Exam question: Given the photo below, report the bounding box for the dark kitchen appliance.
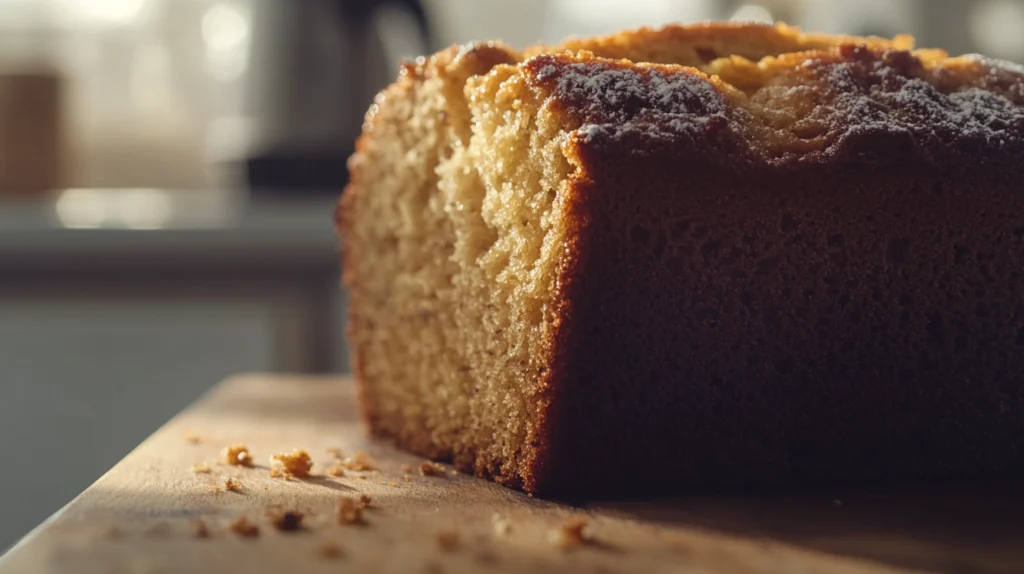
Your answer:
[244,0,430,194]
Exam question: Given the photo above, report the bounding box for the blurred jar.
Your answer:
[0,1,65,195]
[0,0,255,191]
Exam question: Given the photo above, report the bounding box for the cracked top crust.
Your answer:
[382,21,1024,170]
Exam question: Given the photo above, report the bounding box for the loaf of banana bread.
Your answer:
[338,22,1024,495]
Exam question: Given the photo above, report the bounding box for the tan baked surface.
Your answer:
[3,374,1024,574]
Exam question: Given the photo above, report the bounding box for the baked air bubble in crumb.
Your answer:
[341,451,374,471]
[337,497,365,524]
[190,463,212,473]
[419,461,445,476]
[550,516,589,550]
[269,509,304,532]
[222,444,253,466]
[270,449,313,478]
[436,530,459,552]
[223,477,243,492]
[229,516,260,538]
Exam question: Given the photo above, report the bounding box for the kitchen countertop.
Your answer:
[0,189,341,271]
[2,374,1022,574]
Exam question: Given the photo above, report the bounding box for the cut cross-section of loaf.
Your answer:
[338,22,1024,495]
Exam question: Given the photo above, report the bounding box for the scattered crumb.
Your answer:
[337,497,365,525]
[401,464,413,473]
[476,550,497,564]
[326,447,343,459]
[269,468,293,480]
[269,509,304,532]
[670,540,694,555]
[436,530,459,552]
[388,481,398,487]
[550,516,589,550]
[190,463,212,474]
[833,499,844,507]
[359,494,372,508]
[270,449,314,478]
[341,452,374,471]
[419,461,445,477]
[317,542,345,559]
[184,432,202,445]
[229,516,260,538]
[222,444,253,467]
[326,463,345,477]
[224,477,243,492]
[192,520,210,539]
[492,514,511,537]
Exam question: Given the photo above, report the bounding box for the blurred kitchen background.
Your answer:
[0,0,1022,552]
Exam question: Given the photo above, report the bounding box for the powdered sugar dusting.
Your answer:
[817,54,1024,159]
[524,49,1024,165]
[961,54,1024,76]
[525,54,728,145]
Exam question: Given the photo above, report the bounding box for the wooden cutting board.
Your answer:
[2,375,1022,574]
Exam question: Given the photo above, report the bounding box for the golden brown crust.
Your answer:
[525,21,913,64]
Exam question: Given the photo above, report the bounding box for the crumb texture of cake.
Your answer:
[339,21,1024,495]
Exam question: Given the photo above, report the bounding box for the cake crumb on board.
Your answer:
[229,516,260,538]
[325,462,345,477]
[492,514,512,536]
[269,509,304,532]
[192,520,210,539]
[317,542,345,559]
[223,477,243,492]
[222,444,253,466]
[190,463,211,474]
[436,530,459,552]
[337,497,365,525]
[550,516,589,550]
[270,449,313,478]
[269,468,293,480]
[340,452,374,471]
[419,461,446,477]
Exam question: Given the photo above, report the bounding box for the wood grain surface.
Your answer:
[1,374,1022,574]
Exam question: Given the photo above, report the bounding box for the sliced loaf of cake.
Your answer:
[338,22,1024,495]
